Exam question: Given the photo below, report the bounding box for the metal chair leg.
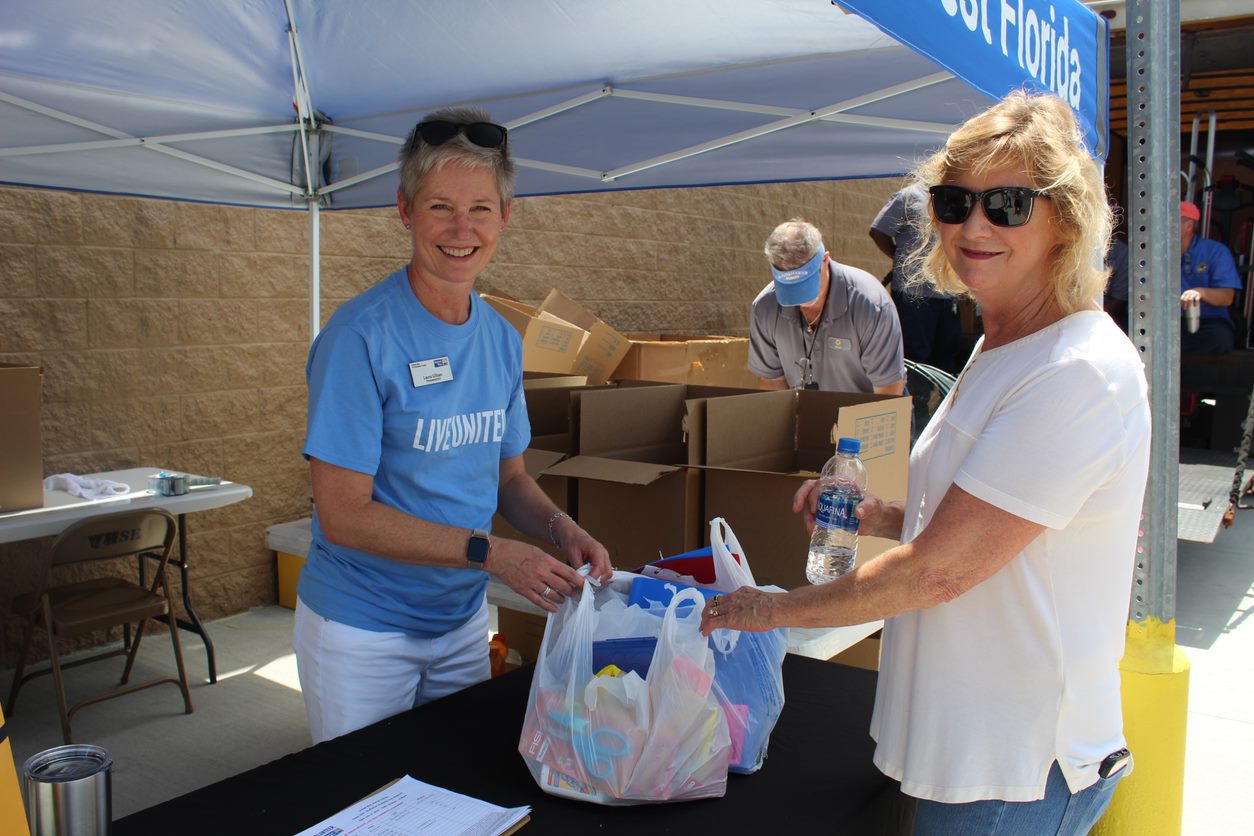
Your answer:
[161,577,194,715]
[42,597,73,744]
[4,613,38,715]
[120,619,149,685]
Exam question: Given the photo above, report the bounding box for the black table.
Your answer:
[116,655,902,834]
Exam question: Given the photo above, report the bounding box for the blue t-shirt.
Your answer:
[1181,236,1241,323]
[300,270,530,637]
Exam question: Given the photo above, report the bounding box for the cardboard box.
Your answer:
[614,334,758,389]
[542,384,749,567]
[699,389,910,590]
[499,380,675,545]
[482,293,586,374]
[0,364,44,512]
[539,289,631,385]
[483,291,631,385]
[490,447,568,551]
[523,371,588,389]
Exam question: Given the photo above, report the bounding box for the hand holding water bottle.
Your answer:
[793,481,894,538]
[804,438,868,583]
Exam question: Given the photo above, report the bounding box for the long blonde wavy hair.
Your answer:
[906,91,1112,315]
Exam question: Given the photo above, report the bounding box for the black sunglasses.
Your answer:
[929,185,1049,228]
[413,120,508,151]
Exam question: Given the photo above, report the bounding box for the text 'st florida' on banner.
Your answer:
[839,0,1110,160]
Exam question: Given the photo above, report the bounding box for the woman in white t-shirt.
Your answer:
[701,91,1150,834]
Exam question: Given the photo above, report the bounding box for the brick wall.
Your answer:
[0,177,899,665]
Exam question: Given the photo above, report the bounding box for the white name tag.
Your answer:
[409,357,454,387]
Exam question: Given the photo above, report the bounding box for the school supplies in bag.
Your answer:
[632,518,789,775]
[519,577,732,805]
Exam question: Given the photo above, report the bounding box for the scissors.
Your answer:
[546,711,631,781]
[576,727,630,781]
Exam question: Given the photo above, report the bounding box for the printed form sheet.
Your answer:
[295,775,530,836]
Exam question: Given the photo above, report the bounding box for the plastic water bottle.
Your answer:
[806,437,867,584]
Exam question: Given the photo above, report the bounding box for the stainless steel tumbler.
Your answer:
[24,744,112,836]
[1185,299,1201,334]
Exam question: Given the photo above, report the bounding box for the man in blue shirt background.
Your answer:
[1179,200,1242,355]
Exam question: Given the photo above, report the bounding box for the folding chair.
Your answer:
[5,508,194,743]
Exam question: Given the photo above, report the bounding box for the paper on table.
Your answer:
[293,774,530,836]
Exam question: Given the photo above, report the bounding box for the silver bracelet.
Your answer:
[546,511,572,547]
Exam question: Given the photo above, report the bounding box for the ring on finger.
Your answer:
[542,586,552,599]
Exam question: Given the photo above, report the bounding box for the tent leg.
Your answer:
[309,197,320,343]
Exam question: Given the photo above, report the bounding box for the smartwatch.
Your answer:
[1098,748,1131,779]
[466,529,491,568]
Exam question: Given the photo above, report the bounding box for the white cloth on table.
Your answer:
[42,473,131,499]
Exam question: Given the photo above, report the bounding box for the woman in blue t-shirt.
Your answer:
[295,107,612,743]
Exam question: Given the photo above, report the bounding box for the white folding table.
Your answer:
[0,467,254,683]
[266,517,881,661]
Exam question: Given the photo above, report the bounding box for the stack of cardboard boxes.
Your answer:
[492,373,910,667]
[268,288,908,672]
[485,290,910,670]
[482,289,758,390]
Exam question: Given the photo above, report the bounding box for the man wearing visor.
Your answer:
[749,218,906,395]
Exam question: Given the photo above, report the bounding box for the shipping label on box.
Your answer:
[0,363,44,512]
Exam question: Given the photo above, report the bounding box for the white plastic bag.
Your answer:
[704,517,788,774]
[518,580,732,804]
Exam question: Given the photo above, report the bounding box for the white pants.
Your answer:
[293,596,490,744]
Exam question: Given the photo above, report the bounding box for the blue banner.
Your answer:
[840,0,1109,159]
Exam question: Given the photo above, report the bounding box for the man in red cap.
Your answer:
[1179,200,1241,354]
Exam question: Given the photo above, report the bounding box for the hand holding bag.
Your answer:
[629,517,788,774]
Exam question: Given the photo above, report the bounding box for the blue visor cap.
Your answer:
[770,246,824,306]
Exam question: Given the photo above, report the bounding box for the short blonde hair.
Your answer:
[906,91,1111,314]
[397,107,515,209]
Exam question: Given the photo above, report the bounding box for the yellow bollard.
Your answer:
[1,702,32,836]
[1091,618,1189,836]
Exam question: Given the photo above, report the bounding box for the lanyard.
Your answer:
[797,309,821,389]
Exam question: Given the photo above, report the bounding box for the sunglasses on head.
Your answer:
[929,185,1049,228]
[413,120,508,151]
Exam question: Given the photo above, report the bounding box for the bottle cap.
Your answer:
[837,437,861,454]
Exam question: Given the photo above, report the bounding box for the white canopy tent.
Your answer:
[0,0,1109,334]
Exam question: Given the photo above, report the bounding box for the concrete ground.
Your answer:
[1175,455,1254,835]
[3,461,1252,830]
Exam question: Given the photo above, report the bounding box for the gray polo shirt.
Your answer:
[870,184,948,300]
[748,260,905,393]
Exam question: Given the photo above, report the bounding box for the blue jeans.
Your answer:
[913,761,1124,835]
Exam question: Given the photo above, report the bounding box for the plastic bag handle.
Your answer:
[536,572,597,681]
[655,587,714,680]
[708,518,756,654]
[660,587,707,631]
[710,516,756,589]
